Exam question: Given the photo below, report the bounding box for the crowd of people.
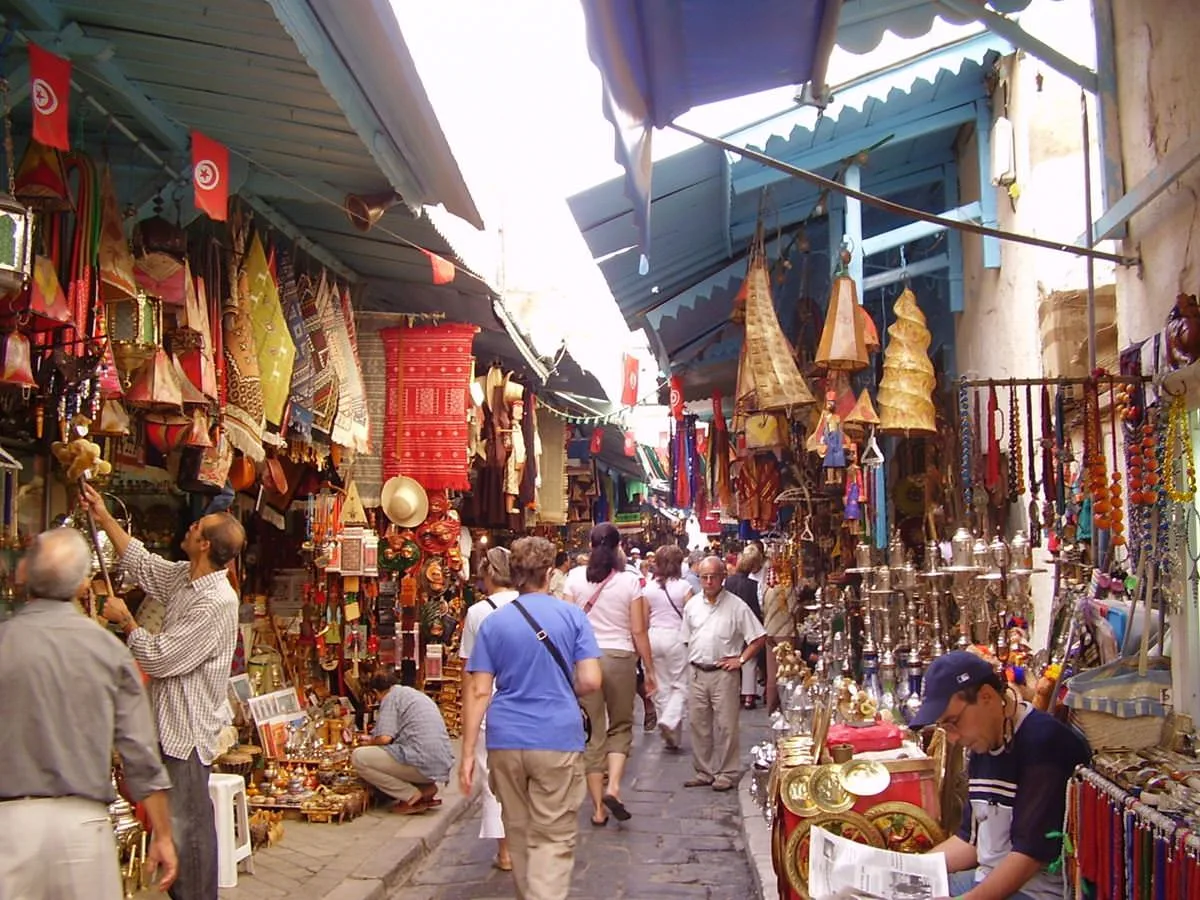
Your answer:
[0,498,1089,900]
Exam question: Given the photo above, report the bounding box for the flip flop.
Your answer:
[492,855,513,871]
[392,797,442,815]
[602,794,632,821]
[590,815,609,827]
[684,778,713,788]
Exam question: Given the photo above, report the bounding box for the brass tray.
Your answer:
[809,764,855,814]
[780,766,821,818]
[865,800,945,853]
[782,810,885,900]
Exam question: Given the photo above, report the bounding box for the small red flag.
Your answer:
[28,44,71,151]
[668,375,685,420]
[623,430,637,457]
[422,249,455,285]
[621,354,638,406]
[589,427,604,455]
[191,130,229,221]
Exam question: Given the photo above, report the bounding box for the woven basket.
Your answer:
[1068,709,1164,751]
[214,751,254,779]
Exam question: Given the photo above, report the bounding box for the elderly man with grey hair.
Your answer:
[0,527,177,898]
[679,555,766,791]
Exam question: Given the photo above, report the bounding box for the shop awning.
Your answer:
[580,0,1047,270]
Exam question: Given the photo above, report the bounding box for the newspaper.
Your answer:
[809,827,949,900]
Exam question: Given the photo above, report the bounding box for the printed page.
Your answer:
[809,827,949,900]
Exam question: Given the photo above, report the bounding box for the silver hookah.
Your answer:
[919,539,949,659]
[943,526,982,650]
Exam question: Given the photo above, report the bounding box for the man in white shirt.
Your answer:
[679,556,766,792]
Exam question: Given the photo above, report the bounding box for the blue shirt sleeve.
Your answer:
[374,690,400,739]
[572,609,601,663]
[467,616,496,674]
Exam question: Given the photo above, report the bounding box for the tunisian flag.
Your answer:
[421,249,455,285]
[191,131,229,221]
[621,353,638,406]
[28,44,71,151]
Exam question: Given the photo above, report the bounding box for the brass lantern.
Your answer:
[0,193,34,301]
[106,292,161,385]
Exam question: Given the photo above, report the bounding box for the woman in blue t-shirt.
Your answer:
[460,536,603,900]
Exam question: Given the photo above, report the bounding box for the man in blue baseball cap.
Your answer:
[913,651,1089,900]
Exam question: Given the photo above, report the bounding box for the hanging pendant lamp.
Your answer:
[816,243,869,372]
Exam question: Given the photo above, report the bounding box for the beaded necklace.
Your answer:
[1008,381,1023,505]
[959,376,973,514]
[1163,391,1196,503]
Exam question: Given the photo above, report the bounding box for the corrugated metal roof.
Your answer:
[569,33,1007,396]
[0,0,603,395]
[571,34,1005,319]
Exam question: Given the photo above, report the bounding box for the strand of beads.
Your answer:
[1107,380,1125,549]
[1085,381,1112,535]
[959,376,972,513]
[1009,382,1024,504]
[1163,391,1197,504]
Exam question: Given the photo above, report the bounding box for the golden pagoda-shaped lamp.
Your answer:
[816,243,869,372]
[732,230,816,431]
[877,287,937,434]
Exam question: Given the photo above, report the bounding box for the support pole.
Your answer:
[1082,93,1098,374]
[845,164,863,289]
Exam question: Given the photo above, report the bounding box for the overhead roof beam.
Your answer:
[861,201,982,257]
[241,192,358,283]
[934,0,1097,93]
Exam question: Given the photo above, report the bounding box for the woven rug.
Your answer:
[535,406,567,524]
[380,323,478,491]
[354,324,387,507]
[222,264,265,461]
[276,250,314,439]
[337,285,370,453]
[301,271,339,437]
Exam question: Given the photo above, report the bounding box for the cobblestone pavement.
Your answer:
[390,706,772,900]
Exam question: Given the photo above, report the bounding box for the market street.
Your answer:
[389,708,773,900]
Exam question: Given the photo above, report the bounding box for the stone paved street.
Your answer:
[390,706,772,900]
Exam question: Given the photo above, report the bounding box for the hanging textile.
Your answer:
[535,406,568,524]
[354,327,387,507]
[222,219,265,461]
[518,393,540,510]
[334,285,369,452]
[380,323,478,491]
[276,250,315,440]
[708,392,734,512]
[299,271,339,436]
[244,234,296,431]
[736,453,780,531]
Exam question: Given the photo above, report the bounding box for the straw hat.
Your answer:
[381,475,429,528]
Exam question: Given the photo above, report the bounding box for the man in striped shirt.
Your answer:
[83,483,246,900]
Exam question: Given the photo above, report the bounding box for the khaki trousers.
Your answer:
[350,746,432,803]
[0,796,123,900]
[688,666,742,781]
[579,649,637,773]
[488,749,585,900]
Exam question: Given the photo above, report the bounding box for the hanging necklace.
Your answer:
[1026,383,1041,546]
[1008,381,1024,505]
[1107,380,1126,549]
[959,376,973,516]
[1163,391,1196,503]
[1041,385,1057,526]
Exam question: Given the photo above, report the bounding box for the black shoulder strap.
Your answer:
[485,597,497,610]
[511,598,574,688]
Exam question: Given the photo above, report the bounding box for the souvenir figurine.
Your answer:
[814,391,846,486]
[844,443,864,520]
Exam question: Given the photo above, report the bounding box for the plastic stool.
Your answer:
[208,772,254,888]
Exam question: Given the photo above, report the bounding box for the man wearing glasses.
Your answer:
[679,556,766,792]
[910,651,1090,900]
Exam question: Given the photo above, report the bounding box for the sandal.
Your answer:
[492,855,513,871]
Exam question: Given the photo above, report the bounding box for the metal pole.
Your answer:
[669,123,1138,267]
[1082,92,1098,374]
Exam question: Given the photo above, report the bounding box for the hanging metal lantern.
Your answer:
[0,194,34,301]
[124,346,182,412]
[0,331,36,387]
[815,243,868,372]
[106,292,161,385]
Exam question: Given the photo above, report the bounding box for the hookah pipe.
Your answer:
[78,476,117,619]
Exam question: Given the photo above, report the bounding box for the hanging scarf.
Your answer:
[299,271,338,437]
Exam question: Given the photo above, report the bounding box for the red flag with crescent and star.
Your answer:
[668,375,685,420]
[621,353,638,406]
[28,44,71,151]
[191,130,229,221]
[589,426,604,455]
